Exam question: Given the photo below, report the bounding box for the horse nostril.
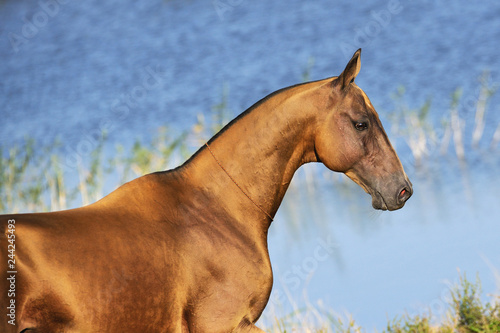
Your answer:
[398,187,412,203]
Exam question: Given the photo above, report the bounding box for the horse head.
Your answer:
[315,49,412,211]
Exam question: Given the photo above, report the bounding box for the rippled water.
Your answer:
[1,0,500,330]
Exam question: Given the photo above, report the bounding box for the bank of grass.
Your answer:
[384,277,500,333]
[258,274,499,333]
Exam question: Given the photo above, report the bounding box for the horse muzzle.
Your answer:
[371,179,413,211]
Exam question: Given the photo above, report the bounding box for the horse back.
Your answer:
[0,171,192,332]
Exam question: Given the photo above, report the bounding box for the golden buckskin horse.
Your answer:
[1,49,412,332]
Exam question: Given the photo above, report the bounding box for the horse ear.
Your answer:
[337,48,362,90]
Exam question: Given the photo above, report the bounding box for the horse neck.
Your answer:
[182,79,330,231]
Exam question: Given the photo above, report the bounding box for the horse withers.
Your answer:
[1,49,412,332]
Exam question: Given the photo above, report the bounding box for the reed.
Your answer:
[302,57,316,83]
[450,87,466,163]
[0,125,191,213]
[387,71,498,168]
[211,83,232,134]
[387,86,435,166]
[492,124,500,151]
[472,72,497,148]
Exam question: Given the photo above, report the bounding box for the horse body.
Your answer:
[1,50,412,332]
[2,172,272,332]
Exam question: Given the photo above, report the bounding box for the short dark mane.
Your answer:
[178,78,330,169]
[208,80,317,143]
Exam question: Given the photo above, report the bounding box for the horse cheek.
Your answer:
[337,139,364,172]
[316,131,353,172]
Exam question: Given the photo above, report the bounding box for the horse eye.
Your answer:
[355,122,368,131]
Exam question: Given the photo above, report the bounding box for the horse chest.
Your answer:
[182,228,273,327]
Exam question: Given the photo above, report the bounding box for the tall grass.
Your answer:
[0,125,193,213]
[385,274,500,333]
[387,71,498,168]
[256,274,499,332]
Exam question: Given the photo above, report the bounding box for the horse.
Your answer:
[1,49,412,332]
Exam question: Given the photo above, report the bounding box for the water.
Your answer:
[1,0,500,330]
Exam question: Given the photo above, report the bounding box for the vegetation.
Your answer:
[386,71,498,167]
[256,274,499,332]
[385,274,500,333]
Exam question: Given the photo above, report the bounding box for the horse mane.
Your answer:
[178,78,334,169]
